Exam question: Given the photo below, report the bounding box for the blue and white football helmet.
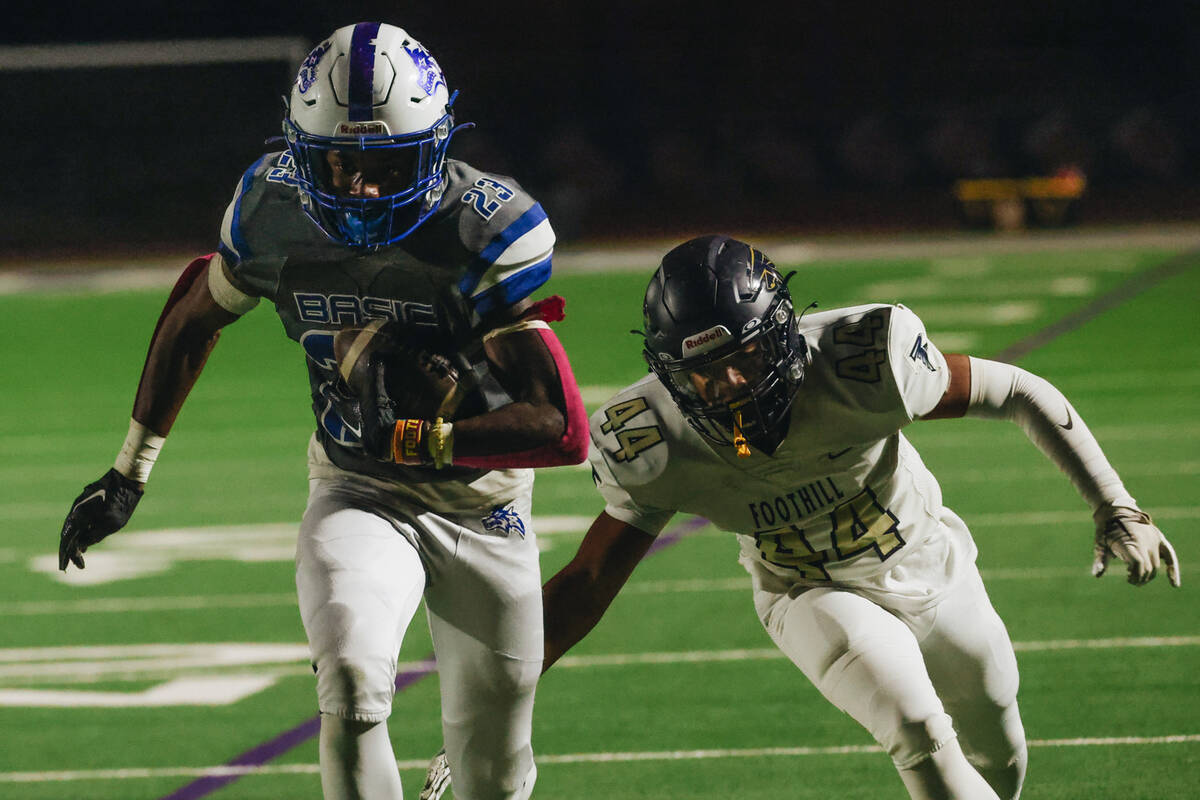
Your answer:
[283,22,468,248]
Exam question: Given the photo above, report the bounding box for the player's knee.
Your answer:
[492,654,540,698]
[314,654,396,722]
[457,652,539,709]
[885,710,958,769]
[969,701,1025,762]
[960,702,1027,799]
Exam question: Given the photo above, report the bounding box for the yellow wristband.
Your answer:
[429,418,455,469]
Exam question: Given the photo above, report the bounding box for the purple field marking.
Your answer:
[648,514,711,555]
[159,661,437,800]
[157,519,710,799]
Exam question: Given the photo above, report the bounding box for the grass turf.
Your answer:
[0,240,1195,798]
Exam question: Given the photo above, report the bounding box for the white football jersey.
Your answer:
[590,304,971,591]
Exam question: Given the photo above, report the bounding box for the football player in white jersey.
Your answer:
[56,23,589,800]
[419,234,1181,800]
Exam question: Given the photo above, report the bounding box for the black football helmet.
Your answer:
[642,235,810,455]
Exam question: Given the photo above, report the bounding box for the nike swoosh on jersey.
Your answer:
[1060,408,1074,430]
[826,447,853,460]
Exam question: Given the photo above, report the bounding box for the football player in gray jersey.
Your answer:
[420,235,1180,800]
[56,22,588,800]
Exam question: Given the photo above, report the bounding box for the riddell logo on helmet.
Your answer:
[683,325,732,356]
[336,122,388,135]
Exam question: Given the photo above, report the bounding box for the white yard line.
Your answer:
[967,506,1199,526]
[553,637,1200,668]
[2,735,1196,783]
[3,513,1194,613]
[0,636,1194,682]
[0,593,300,616]
[0,561,1167,618]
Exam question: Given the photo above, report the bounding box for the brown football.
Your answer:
[332,318,391,396]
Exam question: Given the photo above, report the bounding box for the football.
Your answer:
[332,318,392,397]
[333,320,466,420]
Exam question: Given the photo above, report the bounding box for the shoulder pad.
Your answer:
[217,152,335,298]
[587,377,672,487]
[800,304,902,414]
[445,162,556,315]
[886,303,950,417]
[218,152,301,265]
[806,303,948,419]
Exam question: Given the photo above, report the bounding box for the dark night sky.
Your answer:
[14,1,1200,105]
[6,1,1200,248]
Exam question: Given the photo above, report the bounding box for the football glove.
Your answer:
[357,354,460,467]
[418,747,451,800]
[357,355,403,461]
[335,321,464,421]
[58,468,143,571]
[1092,504,1180,587]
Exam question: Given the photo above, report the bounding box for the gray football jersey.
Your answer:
[589,304,956,584]
[215,153,556,483]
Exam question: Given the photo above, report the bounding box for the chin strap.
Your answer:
[733,411,752,458]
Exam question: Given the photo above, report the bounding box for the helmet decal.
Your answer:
[403,41,447,97]
[282,23,465,248]
[297,41,331,96]
[348,22,383,121]
[682,325,732,357]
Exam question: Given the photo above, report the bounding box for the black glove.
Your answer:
[58,469,144,571]
[358,356,401,462]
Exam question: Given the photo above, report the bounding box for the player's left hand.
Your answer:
[419,747,451,800]
[58,469,144,571]
[1092,504,1181,587]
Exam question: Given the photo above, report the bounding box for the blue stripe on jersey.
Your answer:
[216,241,238,266]
[458,203,549,297]
[470,253,553,316]
[225,153,274,263]
[348,22,381,122]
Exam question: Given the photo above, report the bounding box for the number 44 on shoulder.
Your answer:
[601,397,663,462]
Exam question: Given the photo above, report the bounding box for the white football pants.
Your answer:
[753,563,1026,800]
[297,478,542,800]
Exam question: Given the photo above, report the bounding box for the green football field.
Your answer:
[1,232,1197,799]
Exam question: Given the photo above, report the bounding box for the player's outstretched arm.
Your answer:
[542,511,656,670]
[925,353,1180,587]
[58,255,244,571]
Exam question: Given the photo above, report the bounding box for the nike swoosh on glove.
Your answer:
[58,469,143,571]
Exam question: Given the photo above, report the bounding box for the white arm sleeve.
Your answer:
[965,357,1137,513]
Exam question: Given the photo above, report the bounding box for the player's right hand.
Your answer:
[1092,504,1181,588]
[358,356,401,462]
[58,469,144,571]
[418,747,451,800]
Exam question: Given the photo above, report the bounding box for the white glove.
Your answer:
[419,747,451,800]
[1092,504,1181,587]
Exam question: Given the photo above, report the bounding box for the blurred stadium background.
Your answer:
[3,0,1200,255]
[2,4,1198,799]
